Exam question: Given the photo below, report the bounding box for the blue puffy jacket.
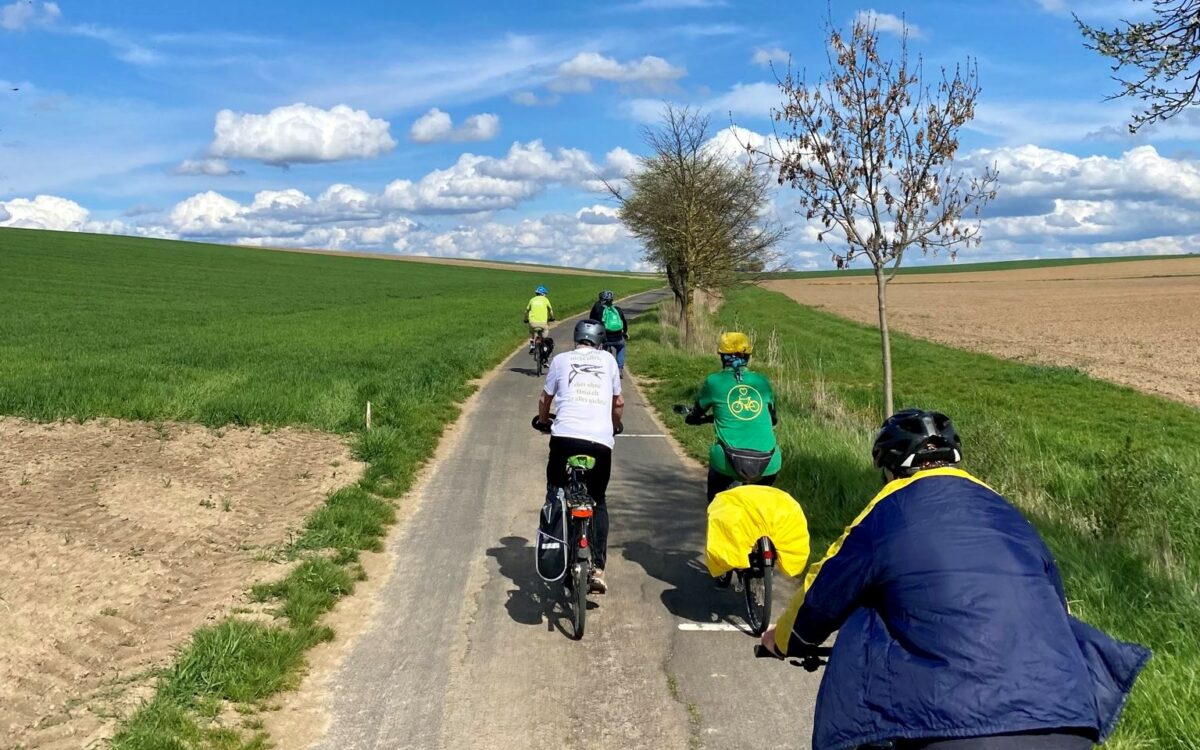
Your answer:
[774,468,1150,750]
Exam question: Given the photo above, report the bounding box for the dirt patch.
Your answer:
[766,258,1200,407]
[0,418,365,749]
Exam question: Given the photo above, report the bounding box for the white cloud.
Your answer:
[409,108,500,143]
[173,158,243,177]
[1,1,60,31]
[0,194,90,230]
[420,214,640,269]
[552,52,685,92]
[577,204,621,224]
[708,81,782,117]
[0,193,172,238]
[854,10,924,39]
[752,47,789,68]
[510,90,560,107]
[208,103,396,166]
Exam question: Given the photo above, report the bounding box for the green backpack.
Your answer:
[601,304,623,333]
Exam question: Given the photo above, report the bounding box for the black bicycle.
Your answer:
[674,403,778,635]
[531,327,549,376]
[532,416,599,639]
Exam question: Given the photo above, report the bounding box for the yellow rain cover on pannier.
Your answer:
[705,485,810,578]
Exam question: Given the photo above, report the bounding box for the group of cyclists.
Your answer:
[524,285,1148,750]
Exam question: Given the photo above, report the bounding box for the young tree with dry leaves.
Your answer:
[1078,0,1200,132]
[608,106,784,347]
[760,18,997,416]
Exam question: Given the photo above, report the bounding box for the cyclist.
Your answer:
[524,285,555,352]
[762,409,1150,750]
[679,332,781,504]
[589,290,628,375]
[533,319,623,594]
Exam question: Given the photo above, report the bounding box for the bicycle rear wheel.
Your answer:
[535,349,544,376]
[570,563,587,639]
[743,567,772,635]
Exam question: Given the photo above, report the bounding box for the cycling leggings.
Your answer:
[546,436,612,570]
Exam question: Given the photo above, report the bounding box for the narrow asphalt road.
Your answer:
[312,291,820,749]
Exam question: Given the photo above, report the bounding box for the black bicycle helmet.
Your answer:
[600,290,615,303]
[871,408,962,476]
[574,319,605,347]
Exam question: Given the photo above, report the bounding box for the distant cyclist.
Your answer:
[679,332,780,504]
[533,319,623,594]
[524,285,555,352]
[763,409,1149,750]
[589,290,628,375]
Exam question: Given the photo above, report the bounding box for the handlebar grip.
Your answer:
[754,645,779,659]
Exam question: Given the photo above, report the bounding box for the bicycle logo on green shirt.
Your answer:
[726,385,763,421]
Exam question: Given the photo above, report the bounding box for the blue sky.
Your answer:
[3,0,1198,270]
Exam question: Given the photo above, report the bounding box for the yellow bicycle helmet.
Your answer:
[717,332,753,356]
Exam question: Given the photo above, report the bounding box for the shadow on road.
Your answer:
[486,535,589,638]
[612,461,746,627]
[508,367,543,378]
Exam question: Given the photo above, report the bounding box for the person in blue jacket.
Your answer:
[763,408,1150,750]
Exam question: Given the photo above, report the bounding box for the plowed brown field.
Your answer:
[0,418,364,749]
[766,258,1200,406]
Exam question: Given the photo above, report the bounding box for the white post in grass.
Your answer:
[366,401,372,431]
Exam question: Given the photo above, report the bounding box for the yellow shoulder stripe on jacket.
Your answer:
[772,467,991,655]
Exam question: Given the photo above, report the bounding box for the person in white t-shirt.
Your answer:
[533,319,624,593]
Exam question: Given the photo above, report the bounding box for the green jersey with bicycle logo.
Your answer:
[698,368,782,478]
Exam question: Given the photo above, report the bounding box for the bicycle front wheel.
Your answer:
[570,563,587,639]
[743,567,772,635]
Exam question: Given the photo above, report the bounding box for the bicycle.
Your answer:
[532,415,599,640]
[530,327,549,376]
[673,403,778,635]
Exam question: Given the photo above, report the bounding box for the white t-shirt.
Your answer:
[544,345,622,449]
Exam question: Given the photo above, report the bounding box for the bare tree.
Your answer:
[1078,0,1200,132]
[758,18,997,416]
[608,106,785,346]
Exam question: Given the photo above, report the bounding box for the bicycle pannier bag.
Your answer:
[535,490,568,582]
[720,444,776,483]
[541,336,555,358]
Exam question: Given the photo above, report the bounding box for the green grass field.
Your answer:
[630,286,1200,749]
[0,227,659,748]
[768,252,1198,279]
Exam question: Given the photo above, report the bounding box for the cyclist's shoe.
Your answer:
[589,568,608,594]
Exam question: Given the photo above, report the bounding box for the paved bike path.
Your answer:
[312,291,820,749]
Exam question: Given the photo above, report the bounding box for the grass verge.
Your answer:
[629,285,1200,749]
[0,228,660,747]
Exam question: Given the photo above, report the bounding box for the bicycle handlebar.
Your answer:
[754,644,833,672]
[673,404,714,424]
[531,414,623,437]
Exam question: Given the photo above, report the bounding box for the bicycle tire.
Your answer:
[571,562,587,639]
[744,567,772,635]
[535,349,544,376]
